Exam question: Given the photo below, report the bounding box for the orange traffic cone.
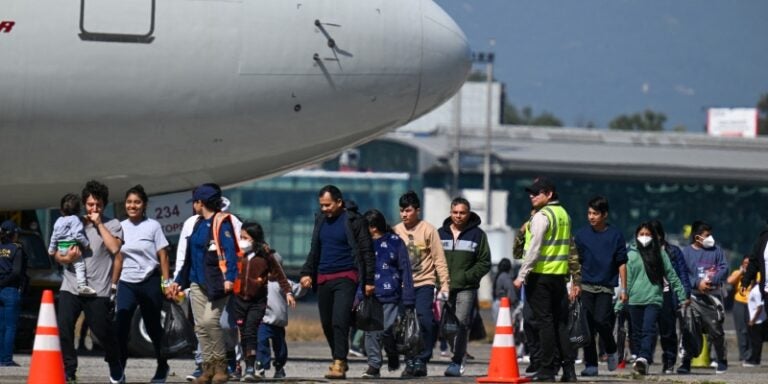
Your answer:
[28,289,65,384]
[477,297,530,383]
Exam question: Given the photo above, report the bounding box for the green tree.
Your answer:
[609,109,667,131]
[758,93,768,136]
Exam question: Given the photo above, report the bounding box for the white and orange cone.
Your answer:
[28,289,65,384]
[477,297,530,383]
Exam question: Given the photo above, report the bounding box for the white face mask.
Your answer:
[238,240,253,253]
[637,236,653,247]
[701,235,715,248]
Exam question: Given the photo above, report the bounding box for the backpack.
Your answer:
[204,212,244,294]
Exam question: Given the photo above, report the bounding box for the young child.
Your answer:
[235,222,296,382]
[745,283,766,367]
[256,251,308,378]
[48,193,94,296]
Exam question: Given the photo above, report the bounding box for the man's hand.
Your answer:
[569,285,581,302]
[513,278,523,290]
[286,293,296,309]
[165,283,180,300]
[87,212,102,226]
[364,284,375,297]
[437,290,449,301]
[300,276,312,289]
[224,281,234,294]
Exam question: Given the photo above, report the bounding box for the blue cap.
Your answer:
[0,220,20,234]
[190,183,221,203]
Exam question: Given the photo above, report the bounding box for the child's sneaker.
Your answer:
[77,285,97,296]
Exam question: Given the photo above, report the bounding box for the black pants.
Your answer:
[655,290,678,365]
[746,322,765,364]
[57,291,120,378]
[115,272,165,367]
[233,295,267,355]
[525,273,573,376]
[317,278,356,361]
[581,290,617,367]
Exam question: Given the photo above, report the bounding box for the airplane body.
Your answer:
[0,0,470,209]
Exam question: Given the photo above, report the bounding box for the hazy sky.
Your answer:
[436,0,768,131]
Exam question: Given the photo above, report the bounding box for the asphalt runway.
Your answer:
[4,339,768,384]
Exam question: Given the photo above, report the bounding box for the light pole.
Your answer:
[474,41,495,226]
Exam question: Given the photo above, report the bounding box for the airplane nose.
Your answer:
[411,0,472,120]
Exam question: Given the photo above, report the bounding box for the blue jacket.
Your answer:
[664,243,691,298]
[175,214,238,300]
[682,244,728,293]
[359,233,415,306]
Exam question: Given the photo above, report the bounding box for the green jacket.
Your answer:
[437,212,492,291]
[618,245,686,310]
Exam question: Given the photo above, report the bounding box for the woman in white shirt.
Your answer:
[115,185,171,383]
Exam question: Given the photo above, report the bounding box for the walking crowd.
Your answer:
[0,176,766,383]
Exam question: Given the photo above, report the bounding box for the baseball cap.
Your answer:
[190,183,222,203]
[0,220,20,234]
[524,176,556,195]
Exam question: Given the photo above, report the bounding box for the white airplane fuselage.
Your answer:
[0,0,470,209]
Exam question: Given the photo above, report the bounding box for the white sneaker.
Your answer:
[78,285,98,296]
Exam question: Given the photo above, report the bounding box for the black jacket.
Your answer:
[300,204,375,288]
[743,227,768,300]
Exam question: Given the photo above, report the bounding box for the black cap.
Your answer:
[525,176,556,194]
[0,220,20,234]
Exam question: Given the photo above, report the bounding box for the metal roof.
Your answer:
[385,125,768,184]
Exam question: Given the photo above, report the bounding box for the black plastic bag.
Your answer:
[395,308,422,354]
[680,304,702,357]
[440,301,460,349]
[690,294,724,338]
[355,295,384,331]
[469,310,487,341]
[567,299,591,348]
[160,300,196,358]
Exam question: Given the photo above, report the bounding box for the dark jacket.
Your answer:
[238,247,291,301]
[300,204,375,288]
[743,227,768,301]
[0,242,26,290]
[665,243,692,298]
[364,233,415,306]
[175,214,238,300]
[438,212,492,291]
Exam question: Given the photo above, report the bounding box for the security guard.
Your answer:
[514,177,580,382]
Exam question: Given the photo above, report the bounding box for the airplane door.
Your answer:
[79,0,155,43]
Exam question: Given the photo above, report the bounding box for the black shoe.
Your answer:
[413,361,428,377]
[387,353,400,372]
[526,363,538,374]
[362,366,380,378]
[677,360,691,374]
[560,364,577,382]
[400,361,416,378]
[529,372,556,382]
[150,361,170,384]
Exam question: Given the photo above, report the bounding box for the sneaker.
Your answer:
[628,354,637,364]
[607,352,618,371]
[743,361,759,367]
[676,360,691,374]
[716,360,727,374]
[150,362,170,384]
[228,361,241,381]
[348,347,365,358]
[0,361,20,367]
[444,362,462,377]
[241,366,257,382]
[108,361,125,384]
[662,362,674,374]
[77,285,98,296]
[186,364,202,381]
[633,357,647,376]
[440,350,450,358]
[273,367,286,378]
[362,366,381,378]
[387,353,400,372]
[186,364,203,381]
[400,362,416,379]
[413,360,427,377]
[710,361,718,368]
[581,365,598,376]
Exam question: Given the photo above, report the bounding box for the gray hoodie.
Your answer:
[263,279,308,327]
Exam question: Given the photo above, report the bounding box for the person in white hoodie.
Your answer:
[256,251,308,379]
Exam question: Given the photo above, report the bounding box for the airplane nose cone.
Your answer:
[412,0,472,120]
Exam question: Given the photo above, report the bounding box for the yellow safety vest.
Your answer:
[525,204,571,275]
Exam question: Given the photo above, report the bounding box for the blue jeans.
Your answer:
[628,304,661,361]
[411,285,435,363]
[0,287,20,363]
[257,324,287,370]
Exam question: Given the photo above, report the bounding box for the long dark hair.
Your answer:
[635,222,664,286]
[363,209,391,234]
[493,258,513,298]
[242,222,269,258]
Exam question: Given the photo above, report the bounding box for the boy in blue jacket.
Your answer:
[360,209,416,378]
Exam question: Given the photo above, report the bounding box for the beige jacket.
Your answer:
[394,220,450,291]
